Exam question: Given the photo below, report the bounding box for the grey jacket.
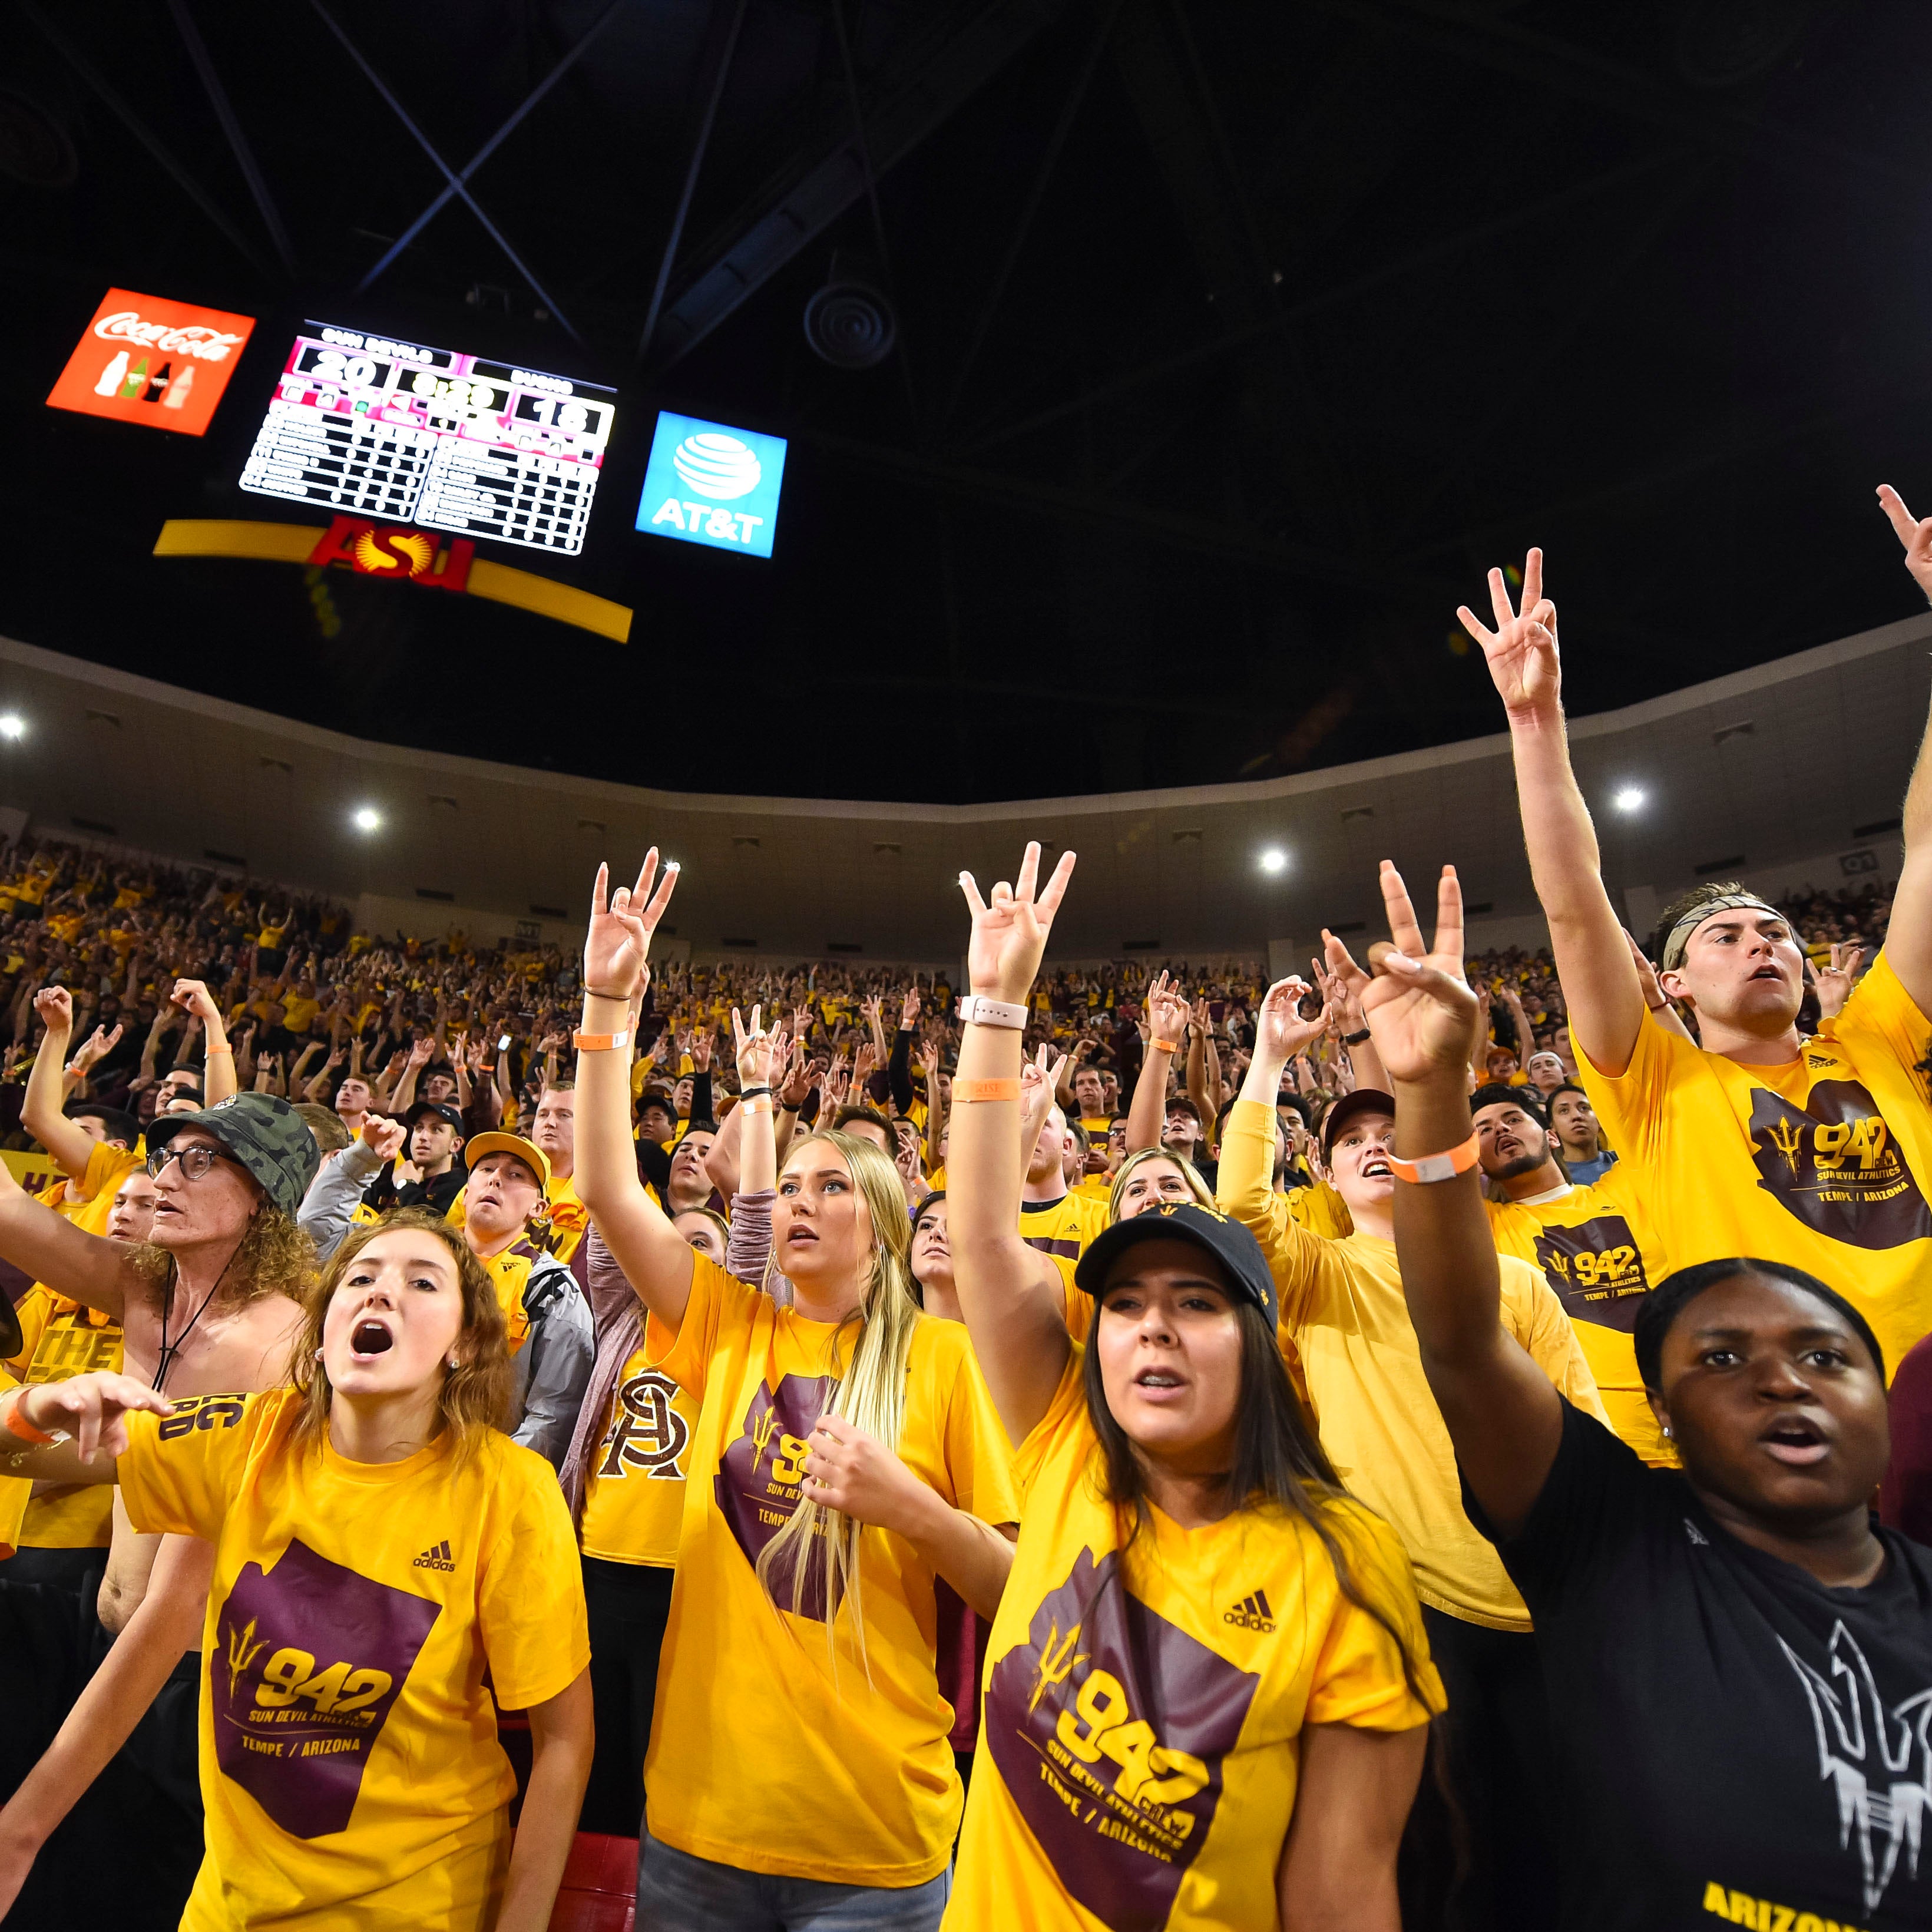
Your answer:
[508,1252,595,1468]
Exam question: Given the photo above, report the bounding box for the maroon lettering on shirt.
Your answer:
[1748,1079,1932,1249]
[714,1372,835,1620]
[1531,1215,1652,1332]
[984,1547,1258,1932]
[212,1537,441,1838]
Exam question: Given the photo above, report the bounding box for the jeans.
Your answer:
[636,1829,952,1932]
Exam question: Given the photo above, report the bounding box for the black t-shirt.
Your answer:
[1467,1400,1932,1930]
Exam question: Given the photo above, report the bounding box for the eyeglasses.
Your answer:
[146,1143,240,1182]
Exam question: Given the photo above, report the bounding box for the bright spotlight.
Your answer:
[352,806,382,833]
[1612,786,1646,814]
[0,714,27,742]
[1259,848,1288,874]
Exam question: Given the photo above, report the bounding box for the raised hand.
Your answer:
[1349,862,1478,1086]
[1877,485,1932,606]
[959,841,1077,1003]
[1253,978,1329,1065]
[784,1052,823,1111]
[1807,941,1867,1021]
[732,1005,776,1088]
[1458,547,1560,722]
[32,986,72,1036]
[71,1023,124,1073]
[899,985,921,1031]
[1144,971,1191,1050]
[360,1115,407,1163]
[584,852,679,1003]
[690,1028,713,1072]
[406,1034,436,1067]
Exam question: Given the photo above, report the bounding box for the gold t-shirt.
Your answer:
[118,1389,587,1932]
[578,1334,696,1570]
[1485,1165,1676,1464]
[947,1351,1442,1931]
[1578,954,1932,1379]
[645,1255,1018,1885]
[5,1288,122,1546]
[1218,1099,1607,1629]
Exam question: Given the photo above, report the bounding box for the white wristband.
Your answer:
[957,995,1028,1031]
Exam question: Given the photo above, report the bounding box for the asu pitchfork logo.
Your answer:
[1779,1620,1932,1913]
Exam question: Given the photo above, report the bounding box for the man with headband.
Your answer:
[1460,502,1932,1383]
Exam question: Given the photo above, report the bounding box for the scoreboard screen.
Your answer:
[238,323,615,557]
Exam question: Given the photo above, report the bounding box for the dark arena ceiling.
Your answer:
[4,0,1932,806]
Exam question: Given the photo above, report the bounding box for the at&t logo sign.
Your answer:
[636,411,788,558]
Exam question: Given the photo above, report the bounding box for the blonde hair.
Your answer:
[755,1130,922,1670]
[287,1209,512,1463]
[1107,1147,1215,1223]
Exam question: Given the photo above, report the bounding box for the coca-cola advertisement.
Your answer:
[45,286,256,437]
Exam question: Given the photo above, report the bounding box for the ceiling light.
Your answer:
[1259,847,1288,874]
[352,806,382,833]
[1612,786,1646,814]
[0,714,27,741]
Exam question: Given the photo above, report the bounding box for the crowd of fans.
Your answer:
[2,489,1932,1932]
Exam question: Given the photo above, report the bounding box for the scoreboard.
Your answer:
[239,324,615,557]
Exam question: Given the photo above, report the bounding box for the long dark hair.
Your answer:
[1080,1294,1431,1705]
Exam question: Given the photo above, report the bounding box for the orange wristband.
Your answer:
[4,1392,57,1446]
[954,1077,1021,1103]
[739,1096,773,1117]
[573,1029,632,1053]
[1148,1039,1177,1054]
[1384,1132,1480,1185]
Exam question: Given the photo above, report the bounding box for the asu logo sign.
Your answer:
[153,518,631,642]
[306,515,473,591]
[1532,1216,1652,1332]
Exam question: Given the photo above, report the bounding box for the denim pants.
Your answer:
[636,1828,952,1932]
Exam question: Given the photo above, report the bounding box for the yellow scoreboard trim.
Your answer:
[153,518,632,643]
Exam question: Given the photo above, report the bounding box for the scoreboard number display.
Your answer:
[239,325,615,557]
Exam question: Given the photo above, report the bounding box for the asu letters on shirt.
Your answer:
[646,1253,1018,1886]
[945,1354,1442,1932]
[579,1337,696,1569]
[117,1388,588,1932]
[1579,954,1932,1379]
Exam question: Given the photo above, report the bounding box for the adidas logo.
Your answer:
[412,1539,455,1572]
[1224,1589,1275,1632]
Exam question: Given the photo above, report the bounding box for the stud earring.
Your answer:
[446,1355,459,1371]
[312,1347,324,1360]
[1662,1425,1672,1439]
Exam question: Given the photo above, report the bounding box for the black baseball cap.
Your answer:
[1074,1200,1278,1330]
[404,1100,465,1134]
[1319,1087,1397,1160]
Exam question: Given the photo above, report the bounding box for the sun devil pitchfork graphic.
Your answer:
[1779,1621,1932,1913]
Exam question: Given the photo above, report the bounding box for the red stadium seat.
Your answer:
[547,1834,637,1932]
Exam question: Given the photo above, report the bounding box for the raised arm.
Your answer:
[1874,485,1932,1013]
[1359,861,1565,1537]
[919,1038,947,1175]
[22,990,98,1180]
[950,842,1079,1446]
[570,856,695,1332]
[1461,551,1647,1076]
[1125,973,1188,1153]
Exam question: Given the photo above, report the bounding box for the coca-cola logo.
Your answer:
[92,311,246,361]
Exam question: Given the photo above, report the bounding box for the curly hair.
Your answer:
[287,1209,512,1463]
[128,1203,317,1315]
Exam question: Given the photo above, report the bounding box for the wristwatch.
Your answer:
[957,994,1028,1030]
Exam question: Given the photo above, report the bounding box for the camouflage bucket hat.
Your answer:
[147,1092,320,1221]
